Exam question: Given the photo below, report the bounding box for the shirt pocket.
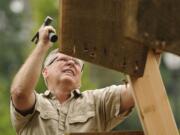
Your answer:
[37,104,58,126]
[68,111,95,123]
[37,110,59,134]
[68,109,96,132]
[39,111,58,121]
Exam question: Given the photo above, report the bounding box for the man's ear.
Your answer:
[42,68,48,79]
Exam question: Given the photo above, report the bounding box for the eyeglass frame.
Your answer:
[46,55,84,72]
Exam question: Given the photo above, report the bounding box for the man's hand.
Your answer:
[38,26,56,47]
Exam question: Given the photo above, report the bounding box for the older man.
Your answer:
[10,26,134,135]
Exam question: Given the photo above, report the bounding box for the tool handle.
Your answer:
[49,31,58,43]
[32,16,58,44]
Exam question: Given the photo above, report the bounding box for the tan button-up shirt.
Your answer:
[10,85,132,135]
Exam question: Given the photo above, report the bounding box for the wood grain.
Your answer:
[128,50,179,135]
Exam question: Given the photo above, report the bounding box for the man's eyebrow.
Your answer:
[47,56,58,66]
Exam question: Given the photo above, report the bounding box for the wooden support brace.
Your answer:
[66,131,144,135]
[128,50,179,135]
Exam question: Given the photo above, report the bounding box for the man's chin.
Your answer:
[60,76,76,87]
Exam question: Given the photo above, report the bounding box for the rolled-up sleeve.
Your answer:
[10,92,40,134]
[92,85,132,131]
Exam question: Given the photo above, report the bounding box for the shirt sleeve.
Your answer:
[10,92,40,134]
[92,85,133,131]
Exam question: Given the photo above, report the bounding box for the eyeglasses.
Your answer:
[47,56,84,72]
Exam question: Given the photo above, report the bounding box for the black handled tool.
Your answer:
[31,16,58,44]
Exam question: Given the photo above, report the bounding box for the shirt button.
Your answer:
[44,90,50,96]
[44,112,48,118]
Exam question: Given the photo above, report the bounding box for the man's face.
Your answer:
[43,53,83,90]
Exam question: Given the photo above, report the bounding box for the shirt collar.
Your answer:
[43,90,54,99]
[43,89,82,99]
[71,89,82,99]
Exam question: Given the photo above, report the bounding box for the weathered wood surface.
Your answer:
[59,0,180,77]
[137,0,180,56]
[66,131,144,135]
[128,50,179,135]
[59,0,148,77]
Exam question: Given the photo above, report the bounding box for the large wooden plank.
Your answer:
[128,50,179,135]
[137,0,180,56]
[66,131,144,135]
[59,0,180,78]
[59,0,148,77]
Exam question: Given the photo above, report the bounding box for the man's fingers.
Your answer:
[37,25,56,45]
[41,26,56,34]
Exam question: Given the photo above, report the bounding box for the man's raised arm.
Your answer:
[120,84,135,113]
[10,26,55,113]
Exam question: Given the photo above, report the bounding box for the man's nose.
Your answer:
[67,59,75,65]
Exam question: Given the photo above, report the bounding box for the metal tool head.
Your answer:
[44,16,53,26]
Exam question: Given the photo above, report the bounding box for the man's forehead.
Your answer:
[56,53,73,59]
[53,53,79,61]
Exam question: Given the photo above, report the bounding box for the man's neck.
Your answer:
[49,85,73,103]
[57,90,71,103]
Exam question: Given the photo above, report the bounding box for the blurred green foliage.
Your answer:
[0,0,180,134]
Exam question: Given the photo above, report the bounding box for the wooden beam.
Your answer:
[59,0,148,78]
[128,50,179,135]
[66,131,144,135]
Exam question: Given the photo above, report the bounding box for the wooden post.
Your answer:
[66,131,144,135]
[128,50,179,135]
